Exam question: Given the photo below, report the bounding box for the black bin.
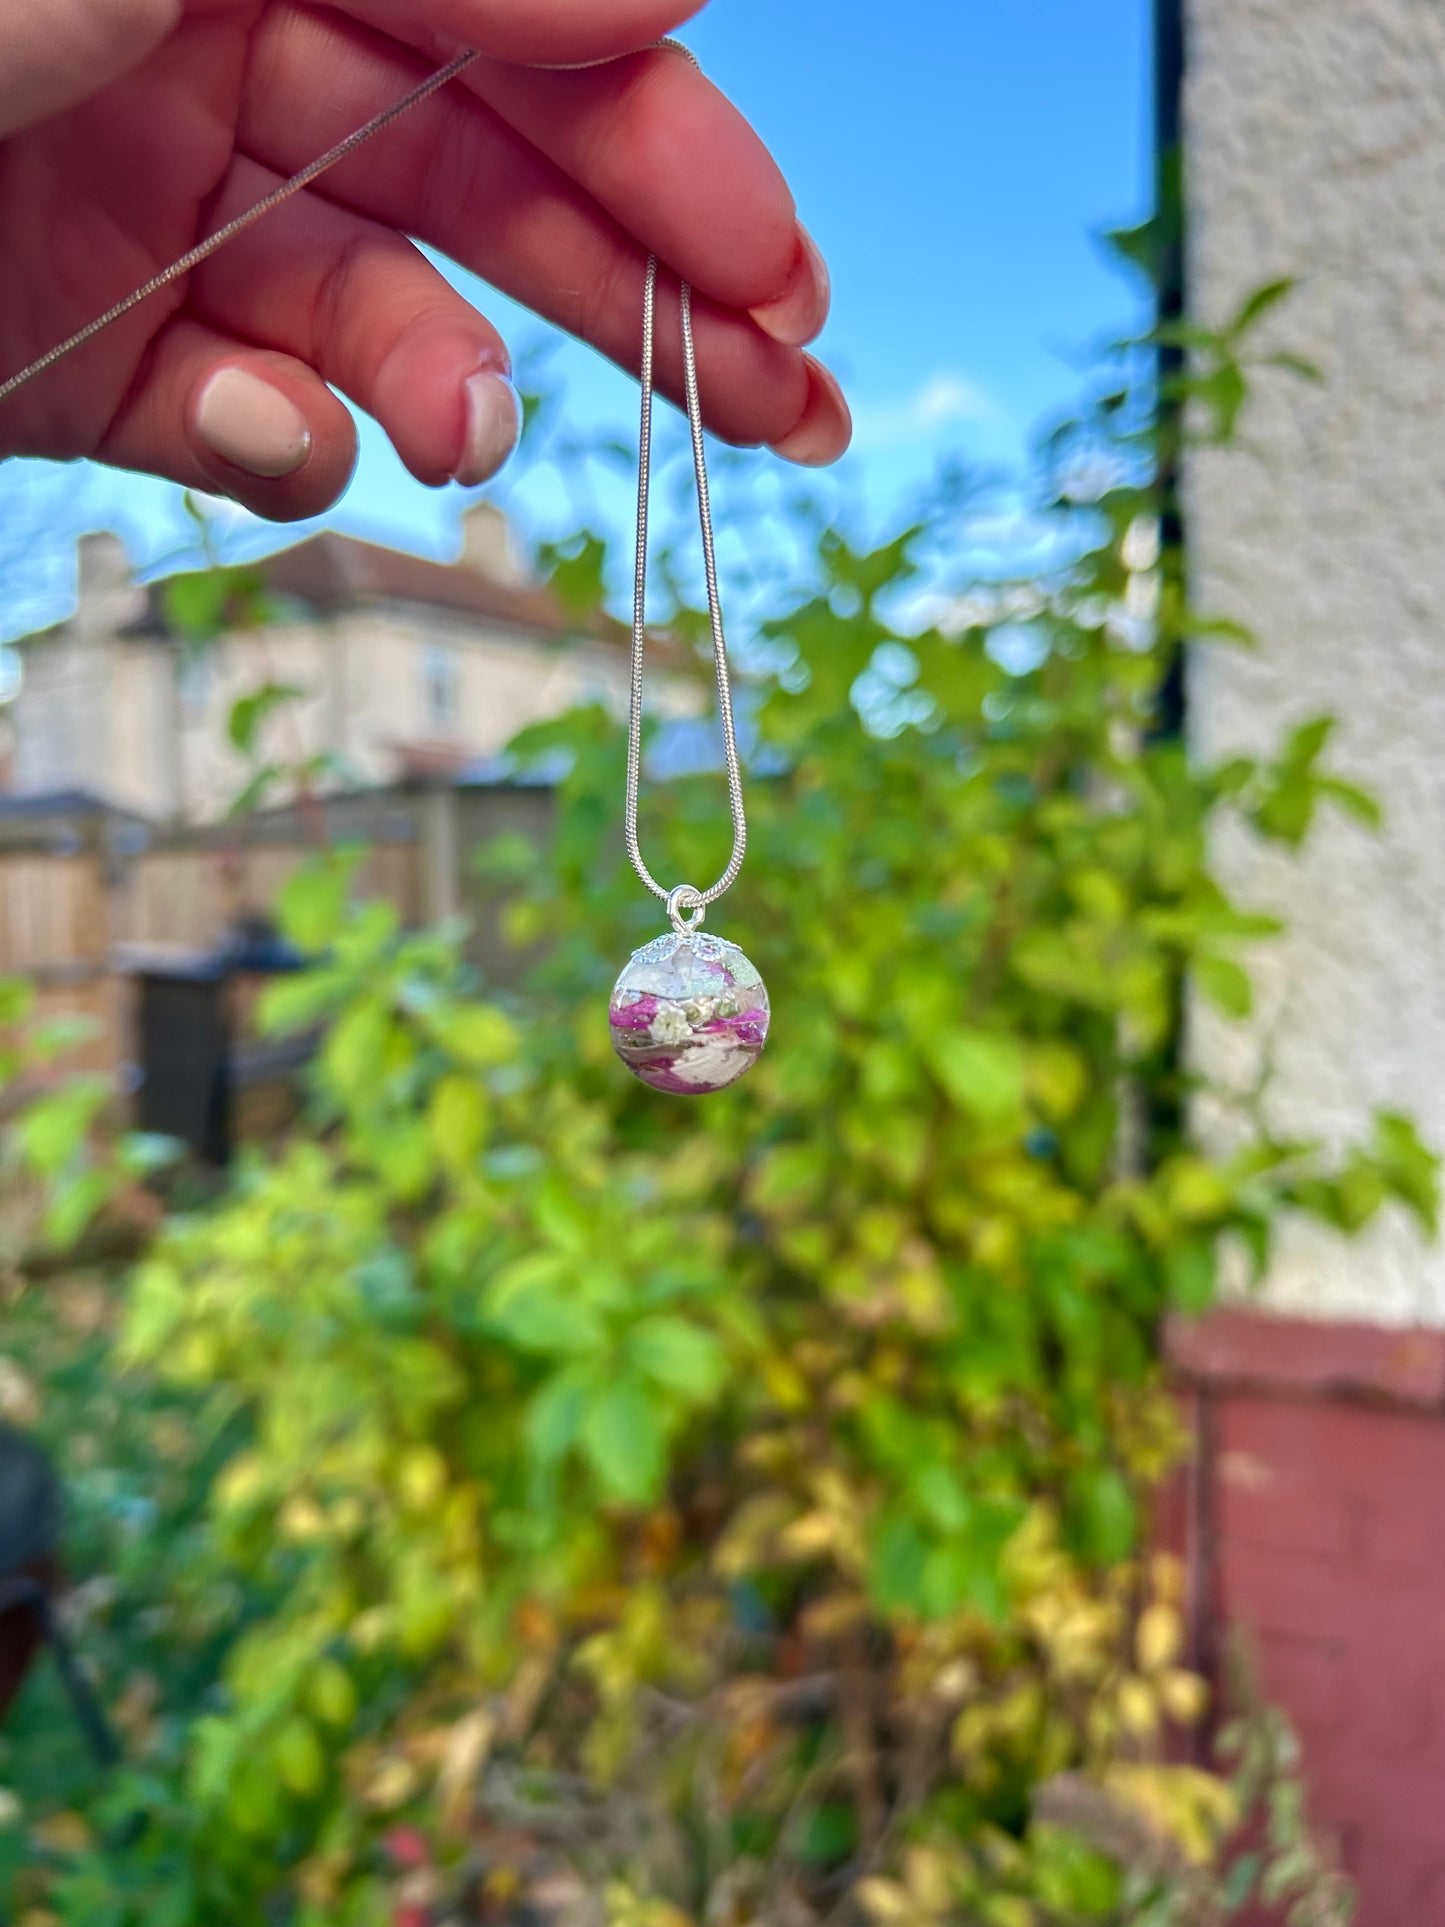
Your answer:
[135,961,231,1166]
[133,921,306,1167]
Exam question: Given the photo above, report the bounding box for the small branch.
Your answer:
[838,1632,888,1852]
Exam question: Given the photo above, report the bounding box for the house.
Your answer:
[1166,1,1445,1917]
[4,504,668,824]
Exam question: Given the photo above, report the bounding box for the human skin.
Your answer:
[0,0,850,521]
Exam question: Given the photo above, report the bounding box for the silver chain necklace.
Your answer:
[0,49,481,408]
[0,40,768,1097]
[608,255,769,1096]
[625,255,746,924]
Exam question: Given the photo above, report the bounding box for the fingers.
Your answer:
[189,156,520,488]
[99,319,361,520]
[456,50,828,341]
[378,35,823,334]
[248,9,801,315]
[0,0,180,137]
[341,0,703,68]
[240,7,850,460]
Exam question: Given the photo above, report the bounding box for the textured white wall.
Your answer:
[1186,0,1445,1324]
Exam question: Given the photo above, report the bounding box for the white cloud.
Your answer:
[851,372,997,451]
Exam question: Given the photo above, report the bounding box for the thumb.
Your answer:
[0,0,180,137]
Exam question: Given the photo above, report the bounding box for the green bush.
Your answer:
[3,285,1430,1925]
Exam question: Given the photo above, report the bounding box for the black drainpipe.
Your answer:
[1154,0,1187,739]
[1153,0,1218,1712]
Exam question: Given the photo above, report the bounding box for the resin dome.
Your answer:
[609,930,769,1095]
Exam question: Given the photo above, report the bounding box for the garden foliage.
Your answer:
[0,268,1433,1925]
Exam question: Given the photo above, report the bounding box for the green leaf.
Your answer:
[162,564,272,642]
[1165,1239,1217,1314]
[525,1368,589,1470]
[228,681,306,755]
[121,1260,188,1363]
[1289,715,1335,764]
[360,1118,437,1203]
[1221,1853,1261,1908]
[436,1004,520,1069]
[544,532,609,619]
[228,763,282,820]
[28,1015,101,1060]
[797,1802,856,1866]
[910,1462,971,1534]
[429,1074,488,1175]
[307,1661,358,1730]
[1264,350,1325,384]
[274,1716,326,1797]
[1194,953,1254,1019]
[1191,360,1249,441]
[1028,1042,1088,1121]
[487,1286,604,1357]
[276,854,360,953]
[1370,1111,1441,1233]
[258,969,349,1036]
[1228,277,1296,337]
[580,1375,666,1504]
[15,1079,108,1175]
[919,1539,980,1618]
[44,1166,116,1249]
[322,996,391,1101]
[1099,192,1178,286]
[751,1141,828,1213]
[870,1511,929,1614]
[934,1028,1027,1123]
[0,977,36,1025]
[629,1317,726,1401]
[1316,776,1383,831]
[1072,1467,1138,1565]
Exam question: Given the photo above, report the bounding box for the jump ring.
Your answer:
[666,885,707,934]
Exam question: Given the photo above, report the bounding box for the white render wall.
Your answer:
[1185,0,1445,1324]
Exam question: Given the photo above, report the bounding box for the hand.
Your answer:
[0,0,849,520]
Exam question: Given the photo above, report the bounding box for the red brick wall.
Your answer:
[1168,1312,1445,1926]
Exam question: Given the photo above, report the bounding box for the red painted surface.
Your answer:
[1168,1311,1445,1927]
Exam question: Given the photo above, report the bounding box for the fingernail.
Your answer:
[769,356,852,467]
[195,367,311,478]
[750,225,830,348]
[455,371,522,487]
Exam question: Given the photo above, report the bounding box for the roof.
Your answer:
[0,786,149,824]
[251,532,628,647]
[0,786,155,854]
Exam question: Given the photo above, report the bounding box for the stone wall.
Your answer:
[1185,0,1445,1325]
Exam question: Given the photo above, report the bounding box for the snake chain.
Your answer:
[624,252,747,923]
[0,34,748,927]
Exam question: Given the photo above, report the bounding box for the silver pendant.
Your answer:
[609,928,769,1095]
[617,261,761,1092]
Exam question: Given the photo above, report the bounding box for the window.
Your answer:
[421,642,460,736]
[177,647,212,719]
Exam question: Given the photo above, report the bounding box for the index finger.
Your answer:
[344,0,704,67]
[323,18,827,341]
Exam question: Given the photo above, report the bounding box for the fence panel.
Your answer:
[0,786,534,1081]
[0,856,108,976]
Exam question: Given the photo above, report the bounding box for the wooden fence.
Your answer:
[0,784,553,1080]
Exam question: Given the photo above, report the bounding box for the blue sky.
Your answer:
[0,0,1152,637]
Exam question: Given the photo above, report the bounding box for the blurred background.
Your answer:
[1,5,1444,1926]
[0,0,1153,644]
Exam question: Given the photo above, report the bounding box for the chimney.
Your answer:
[72,532,145,639]
[459,502,527,587]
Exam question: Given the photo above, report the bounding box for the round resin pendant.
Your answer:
[609,930,770,1095]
